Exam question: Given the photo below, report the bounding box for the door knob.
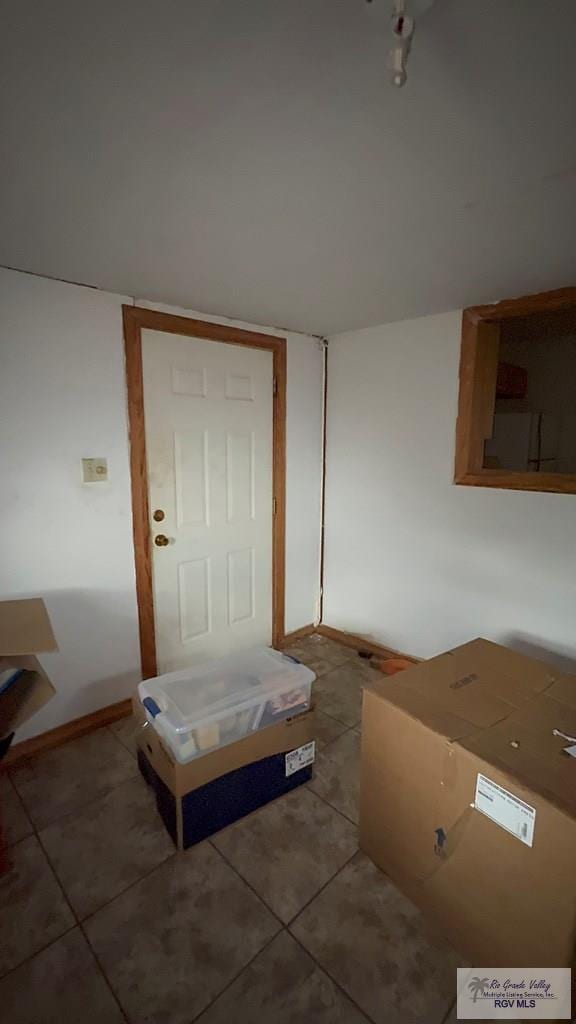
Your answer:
[154,534,170,547]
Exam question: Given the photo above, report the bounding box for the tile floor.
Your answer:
[0,634,471,1024]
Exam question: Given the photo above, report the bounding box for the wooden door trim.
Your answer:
[123,305,287,679]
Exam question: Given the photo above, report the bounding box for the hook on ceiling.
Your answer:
[389,0,415,88]
[366,0,436,88]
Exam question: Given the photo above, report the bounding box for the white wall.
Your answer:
[0,270,141,738]
[0,269,322,739]
[323,311,576,669]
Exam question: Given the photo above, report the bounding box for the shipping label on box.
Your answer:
[474,773,536,847]
[285,740,315,777]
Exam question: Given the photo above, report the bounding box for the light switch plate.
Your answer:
[82,457,108,483]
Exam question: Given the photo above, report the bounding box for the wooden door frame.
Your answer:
[123,304,287,679]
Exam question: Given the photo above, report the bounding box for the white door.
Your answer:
[141,329,274,673]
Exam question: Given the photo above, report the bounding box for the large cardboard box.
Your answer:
[135,697,315,850]
[0,599,58,758]
[360,638,576,968]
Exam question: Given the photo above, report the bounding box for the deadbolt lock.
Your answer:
[154,534,169,547]
[153,509,165,522]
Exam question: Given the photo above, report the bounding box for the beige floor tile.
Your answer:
[39,776,174,918]
[313,663,364,727]
[349,655,381,682]
[212,786,357,923]
[109,713,141,756]
[291,852,462,1024]
[282,640,310,655]
[10,727,138,828]
[299,635,353,668]
[0,772,33,845]
[287,647,337,677]
[318,635,360,657]
[314,710,349,749]
[84,842,279,1024]
[285,633,357,676]
[0,835,74,977]
[0,928,124,1023]
[309,728,361,824]
[197,930,370,1024]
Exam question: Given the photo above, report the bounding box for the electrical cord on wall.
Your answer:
[315,338,328,626]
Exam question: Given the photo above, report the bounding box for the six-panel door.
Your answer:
[142,329,274,672]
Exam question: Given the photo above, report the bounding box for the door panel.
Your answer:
[174,429,209,526]
[227,547,255,623]
[142,329,274,673]
[226,431,255,522]
[178,557,211,641]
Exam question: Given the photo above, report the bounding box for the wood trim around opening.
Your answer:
[123,305,287,679]
[454,286,576,494]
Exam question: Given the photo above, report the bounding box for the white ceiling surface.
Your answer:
[1,1,575,336]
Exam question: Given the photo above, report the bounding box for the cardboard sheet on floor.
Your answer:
[359,638,576,967]
[0,599,58,752]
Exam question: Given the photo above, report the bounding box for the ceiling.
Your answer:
[1,1,575,336]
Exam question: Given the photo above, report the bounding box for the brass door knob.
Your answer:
[154,534,170,547]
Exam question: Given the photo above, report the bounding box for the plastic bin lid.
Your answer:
[138,646,314,734]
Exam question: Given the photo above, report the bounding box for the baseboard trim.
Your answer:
[279,624,316,646]
[316,624,420,663]
[2,626,317,769]
[2,697,133,769]
[2,624,415,768]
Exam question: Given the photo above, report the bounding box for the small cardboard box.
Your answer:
[360,638,576,967]
[0,599,58,757]
[135,697,315,850]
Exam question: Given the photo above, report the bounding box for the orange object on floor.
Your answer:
[373,657,413,676]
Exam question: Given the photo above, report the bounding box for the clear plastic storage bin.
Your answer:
[138,647,315,763]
